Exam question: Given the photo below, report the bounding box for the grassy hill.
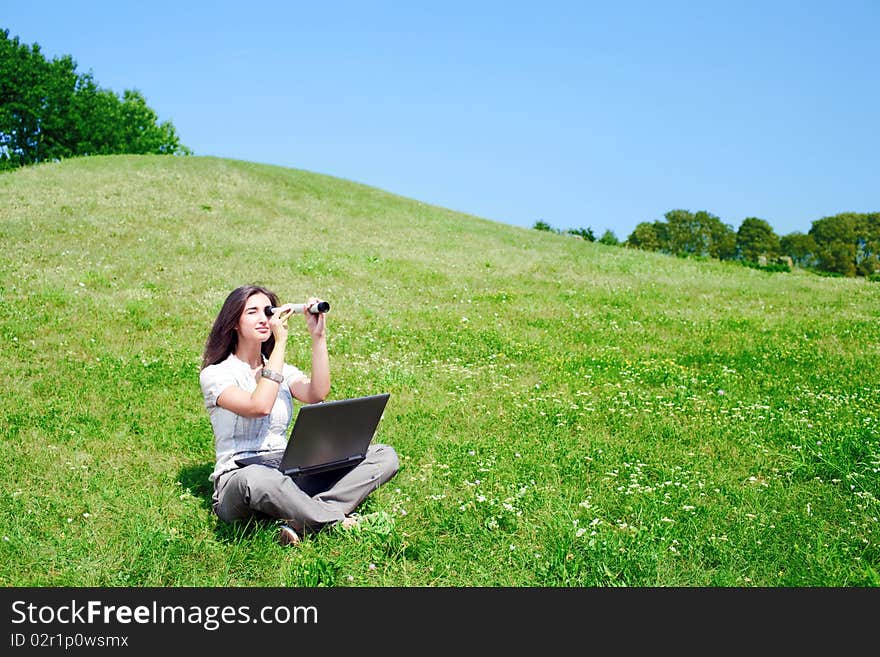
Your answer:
[1,154,877,586]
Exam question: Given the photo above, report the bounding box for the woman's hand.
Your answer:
[269,303,294,341]
[304,296,327,340]
[290,296,330,403]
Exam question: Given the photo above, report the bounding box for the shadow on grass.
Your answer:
[177,462,214,511]
[176,462,275,544]
[211,515,270,544]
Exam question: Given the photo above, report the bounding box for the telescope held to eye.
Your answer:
[265,301,330,316]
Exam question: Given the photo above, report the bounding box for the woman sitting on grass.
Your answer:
[199,284,399,546]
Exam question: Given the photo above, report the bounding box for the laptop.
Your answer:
[234,393,390,477]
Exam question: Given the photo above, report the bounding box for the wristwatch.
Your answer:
[260,368,284,383]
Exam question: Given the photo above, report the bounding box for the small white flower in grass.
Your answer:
[468,450,475,456]
[67,518,73,523]
[683,505,695,511]
[368,563,376,571]
[3,536,8,541]
[476,494,486,503]
[717,390,724,396]
[346,575,354,582]
[83,512,90,518]
[576,527,587,538]
[509,544,516,551]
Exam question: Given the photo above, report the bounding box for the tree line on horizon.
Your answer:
[0,29,189,171]
[535,209,880,280]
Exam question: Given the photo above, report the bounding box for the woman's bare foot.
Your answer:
[340,515,361,530]
[278,523,301,546]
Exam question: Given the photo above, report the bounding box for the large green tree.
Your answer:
[0,28,189,170]
[809,212,879,277]
[664,209,702,255]
[625,221,663,251]
[736,217,780,263]
[701,211,737,260]
[854,212,880,277]
[657,209,735,258]
[780,232,818,269]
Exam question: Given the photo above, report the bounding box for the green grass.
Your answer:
[1,154,878,586]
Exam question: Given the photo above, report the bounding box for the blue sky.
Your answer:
[4,1,878,239]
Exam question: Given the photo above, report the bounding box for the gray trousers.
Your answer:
[213,443,399,533]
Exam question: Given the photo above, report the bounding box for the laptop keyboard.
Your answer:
[259,455,283,469]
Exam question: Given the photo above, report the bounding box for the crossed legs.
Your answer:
[213,444,399,534]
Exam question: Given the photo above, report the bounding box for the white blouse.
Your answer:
[199,353,306,483]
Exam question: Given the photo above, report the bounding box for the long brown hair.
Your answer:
[201,285,280,370]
